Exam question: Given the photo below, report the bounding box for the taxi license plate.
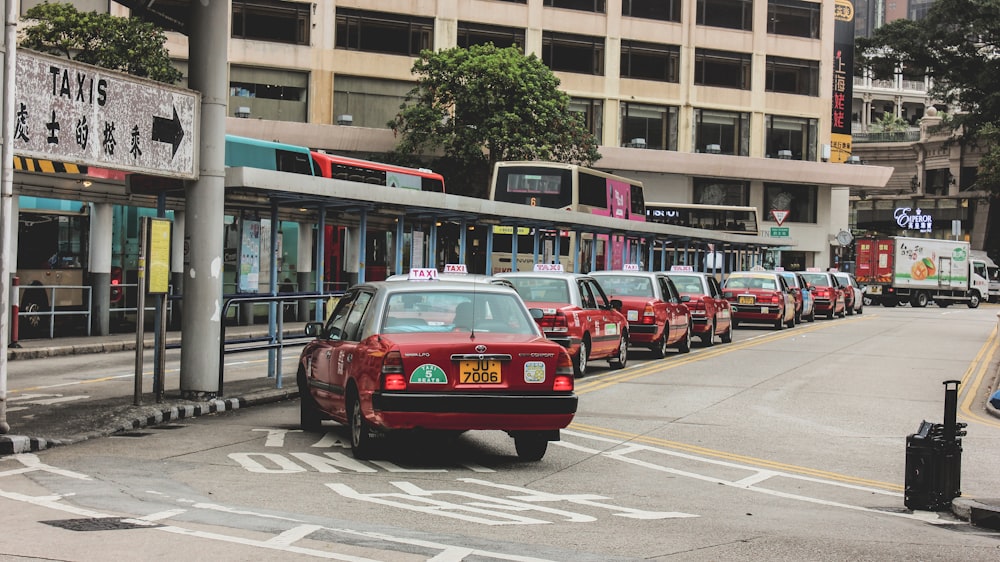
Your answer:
[738,295,755,305]
[460,360,503,384]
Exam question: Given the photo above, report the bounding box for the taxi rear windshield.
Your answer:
[383,291,536,335]
[503,277,570,303]
[594,275,653,297]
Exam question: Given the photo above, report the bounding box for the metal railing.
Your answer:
[16,284,93,339]
[217,291,344,393]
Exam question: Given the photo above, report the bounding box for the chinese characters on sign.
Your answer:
[830,1,855,164]
[14,49,199,179]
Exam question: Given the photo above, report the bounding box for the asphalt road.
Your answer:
[3,305,1000,561]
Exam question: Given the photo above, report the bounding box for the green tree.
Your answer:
[388,44,601,198]
[856,0,1000,195]
[20,2,182,84]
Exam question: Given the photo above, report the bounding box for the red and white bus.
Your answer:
[310,151,445,192]
[488,161,645,272]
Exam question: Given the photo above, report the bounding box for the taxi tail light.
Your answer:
[537,311,568,329]
[380,351,407,390]
[756,293,778,304]
[641,303,656,324]
[553,350,574,391]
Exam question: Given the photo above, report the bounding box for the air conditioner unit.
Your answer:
[706,144,721,154]
[235,106,251,118]
[336,114,354,126]
[778,149,792,159]
[821,144,831,161]
[629,138,647,148]
[846,155,862,165]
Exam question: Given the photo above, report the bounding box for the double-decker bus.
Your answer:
[488,161,645,272]
[310,151,445,192]
[645,202,759,235]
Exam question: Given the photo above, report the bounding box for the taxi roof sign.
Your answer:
[533,263,564,272]
[670,265,694,272]
[408,268,439,280]
[622,264,640,271]
[443,263,468,274]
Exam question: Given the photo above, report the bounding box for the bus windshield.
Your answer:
[493,166,573,208]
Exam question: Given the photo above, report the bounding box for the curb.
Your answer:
[0,388,298,456]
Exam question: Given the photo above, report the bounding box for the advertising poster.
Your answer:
[239,219,261,293]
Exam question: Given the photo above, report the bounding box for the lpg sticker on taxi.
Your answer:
[410,364,447,383]
[605,323,617,336]
[627,310,639,321]
[524,361,546,383]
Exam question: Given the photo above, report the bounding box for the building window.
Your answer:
[766,115,817,161]
[230,66,308,122]
[232,0,310,45]
[336,9,433,56]
[620,102,678,151]
[694,49,752,90]
[622,0,682,22]
[542,32,605,75]
[570,98,604,144]
[333,76,412,129]
[694,108,750,155]
[543,0,606,13]
[766,56,819,96]
[693,178,750,206]
[696,0,753,31]
[764,183,817,223]
[767,0,820,39]
[457,22,525,51]
[621,41,680,83]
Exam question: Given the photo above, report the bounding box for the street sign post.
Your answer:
[13,50,199,179]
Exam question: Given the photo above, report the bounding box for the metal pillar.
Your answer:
[395,218,405,275]
[485,227,494,275]
[459,219,467,264]
[170,211,185,328]
[314,206,326,322]
[180,0,228,397]
[296,220,313,321]
[358,210,368,283]
[89,202,113,335]
[533,228,540,267]
[511,224,519,272]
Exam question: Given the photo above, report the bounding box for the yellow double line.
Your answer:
[576,317,860,395]
[959,323,1000,429]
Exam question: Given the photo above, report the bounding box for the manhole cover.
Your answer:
[42,517,159,532]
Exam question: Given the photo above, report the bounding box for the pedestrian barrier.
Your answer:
[16,283,92,339]
[218,291,344,393]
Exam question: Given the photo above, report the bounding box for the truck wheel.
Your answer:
[882,297,898,308]
[968,292,981,309]
[911,292,929,308]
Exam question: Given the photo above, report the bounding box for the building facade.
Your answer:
[22,0,894,270]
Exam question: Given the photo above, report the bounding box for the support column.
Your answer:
[181,1,228,397]
[296,221,313,322]
[89,202,113,335]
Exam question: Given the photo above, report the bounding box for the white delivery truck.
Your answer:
[970,250,1000,303]
[854,236,991,308]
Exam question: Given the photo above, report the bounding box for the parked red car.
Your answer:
[722,271,796,330]
[800,269,847,319]
[497,270,629,377]
[590,270,692,357]
[664,269,734,346]
[298,280,578,461]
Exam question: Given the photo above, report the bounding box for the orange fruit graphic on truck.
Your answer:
[911,257,936,280]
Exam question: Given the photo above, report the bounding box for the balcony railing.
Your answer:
[852,130,921,143]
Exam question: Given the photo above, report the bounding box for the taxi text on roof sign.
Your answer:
[671,265,694,271]
[408,268,439,280]
[13,49,200,180]
[443,263,468,274]
[534,263,564,272]
[622,264,640,271]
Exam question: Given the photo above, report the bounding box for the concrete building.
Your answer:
[22,0,892,271]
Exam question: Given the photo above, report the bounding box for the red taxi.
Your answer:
[590,270,692,358]
[663,268,734,346]
[298,276,577,461]
[722,271,796,330]
[800,269,847,319]
[497,268,629,378]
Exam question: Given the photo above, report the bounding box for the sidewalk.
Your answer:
[1,323,307,455]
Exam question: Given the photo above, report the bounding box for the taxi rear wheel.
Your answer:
[720,320,733,343]
[702,320,716,347]
[573,338,589,378]
[349,390,378,460]
[651,332,669,358]
[774,311,786,330]
[677,324,692,353]
[610,333,628,369]
[514,433,548,462]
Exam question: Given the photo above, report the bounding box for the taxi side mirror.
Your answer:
[609,298,623,311]
[305,322,324,338]
[680,295,691,303]
[529,308,544,320]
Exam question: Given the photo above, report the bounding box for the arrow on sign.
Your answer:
[771,209,790,226]
[152,106,185,157]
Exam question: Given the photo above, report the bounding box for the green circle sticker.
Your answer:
[410,363,447,384]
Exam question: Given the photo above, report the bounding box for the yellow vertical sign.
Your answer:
[147,218,172,294]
